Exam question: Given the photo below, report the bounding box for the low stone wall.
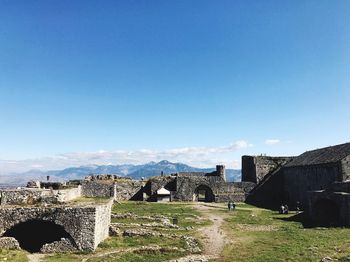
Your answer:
[82,181,115,198]
[0,237,20,249]
[0,188,54,205]
[54,186,82,203]
[41,238,76,253]
[94,200,112,247]
[114,180,144,201]
[0,200,113,251]
[308,190,350,226]
[0,186,82,205]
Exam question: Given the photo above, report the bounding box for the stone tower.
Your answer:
[216,165,226,181]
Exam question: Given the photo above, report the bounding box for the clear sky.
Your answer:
[0,0,350,173]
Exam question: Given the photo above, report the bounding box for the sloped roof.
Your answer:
[285,142,350,167]
[157,187,170,195]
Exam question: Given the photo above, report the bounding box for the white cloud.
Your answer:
[265,139,281,145]
[0,140,252,174]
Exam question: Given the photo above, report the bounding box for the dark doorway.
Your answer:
[3,220,74,253]
[313,199,340,226]
[194,185,215,202]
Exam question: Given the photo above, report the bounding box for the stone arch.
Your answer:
[313,198,340,226]
[194,185,215,202]
[2,219,76,253]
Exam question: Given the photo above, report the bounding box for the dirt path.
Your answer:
[193,203,228,260]
[27,253,46,262]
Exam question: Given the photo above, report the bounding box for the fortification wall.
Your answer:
[94,200,112,249]
[341,155,350,181]
[0,189,55,205]
[82,181,115,198]
[284,163,342,208]
[308,190,350,226]
[0,200,113,251]
[173,175,254,202]
[55,186,82,202]
[114,180,144,201]
[0,187,82,205]
[242,155,293,183]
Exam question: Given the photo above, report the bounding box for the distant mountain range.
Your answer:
[0,160,241,187]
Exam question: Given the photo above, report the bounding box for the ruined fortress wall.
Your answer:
[245,168,285,209]
[0,189,54,205]
[173,175,254,202]
[341,155,350,181]
[284,164,342,208]
[54,186,82,202]
[0,200,113,251]
[308,191,350,226]
[241,156,257,183]
[114,180,144,201]
[242,156,293,184]
[0,187,82,206]
[94,200,113,249]
[82,181,115,198]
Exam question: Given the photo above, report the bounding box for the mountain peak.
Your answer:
[158,160,172,165]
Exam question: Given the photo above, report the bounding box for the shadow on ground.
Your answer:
[273,212,343,228]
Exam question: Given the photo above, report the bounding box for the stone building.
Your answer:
[0,181,113,252]
[243,142,350,226]
[144,165,255,203]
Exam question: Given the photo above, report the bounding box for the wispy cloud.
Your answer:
[0,140,253,174]
[265,139,281,145]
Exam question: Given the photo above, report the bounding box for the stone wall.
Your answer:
[0,200,113,251]
[94,200,112,247]
[308,190,350,226]
[245,168,284,209]
[0,187,82,205]
[114,180,144,201]
[341,155,350,181]
[242,155,293,183]
[82,181,115,198]
[172,174,254,202]
[0,189,54,205]
[283,163,342,208]
[55,186,82,203]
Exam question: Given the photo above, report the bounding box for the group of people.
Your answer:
[228,201,236,211]
[280,201,301,214]
[279,204,289,214]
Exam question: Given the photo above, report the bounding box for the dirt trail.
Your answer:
[194,203,228,260]
[27,253,45,262]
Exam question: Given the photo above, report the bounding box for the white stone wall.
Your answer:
[93,199,113,249]
[54,186,82,203]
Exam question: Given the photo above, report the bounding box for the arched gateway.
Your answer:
[194,185,215,202]
[3,220,76,253]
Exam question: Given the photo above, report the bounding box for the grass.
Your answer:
[42,201,206,262]
[222,203,350,262]
[112,201,209,228]
[0,249,28,262]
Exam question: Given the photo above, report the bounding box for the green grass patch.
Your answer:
[0,249,28,262]
[223,203,350,261]
[112,201,206,228]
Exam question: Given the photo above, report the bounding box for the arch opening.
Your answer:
[313,198,340,226]
[194,185,215,202]
[3,220,74,253]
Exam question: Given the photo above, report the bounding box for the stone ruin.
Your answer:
[0,181,112,253]
[244,142,350,226]
[1,142,349,254]
[80,165,256,203]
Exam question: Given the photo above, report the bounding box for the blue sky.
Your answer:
[0,1,350,173]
